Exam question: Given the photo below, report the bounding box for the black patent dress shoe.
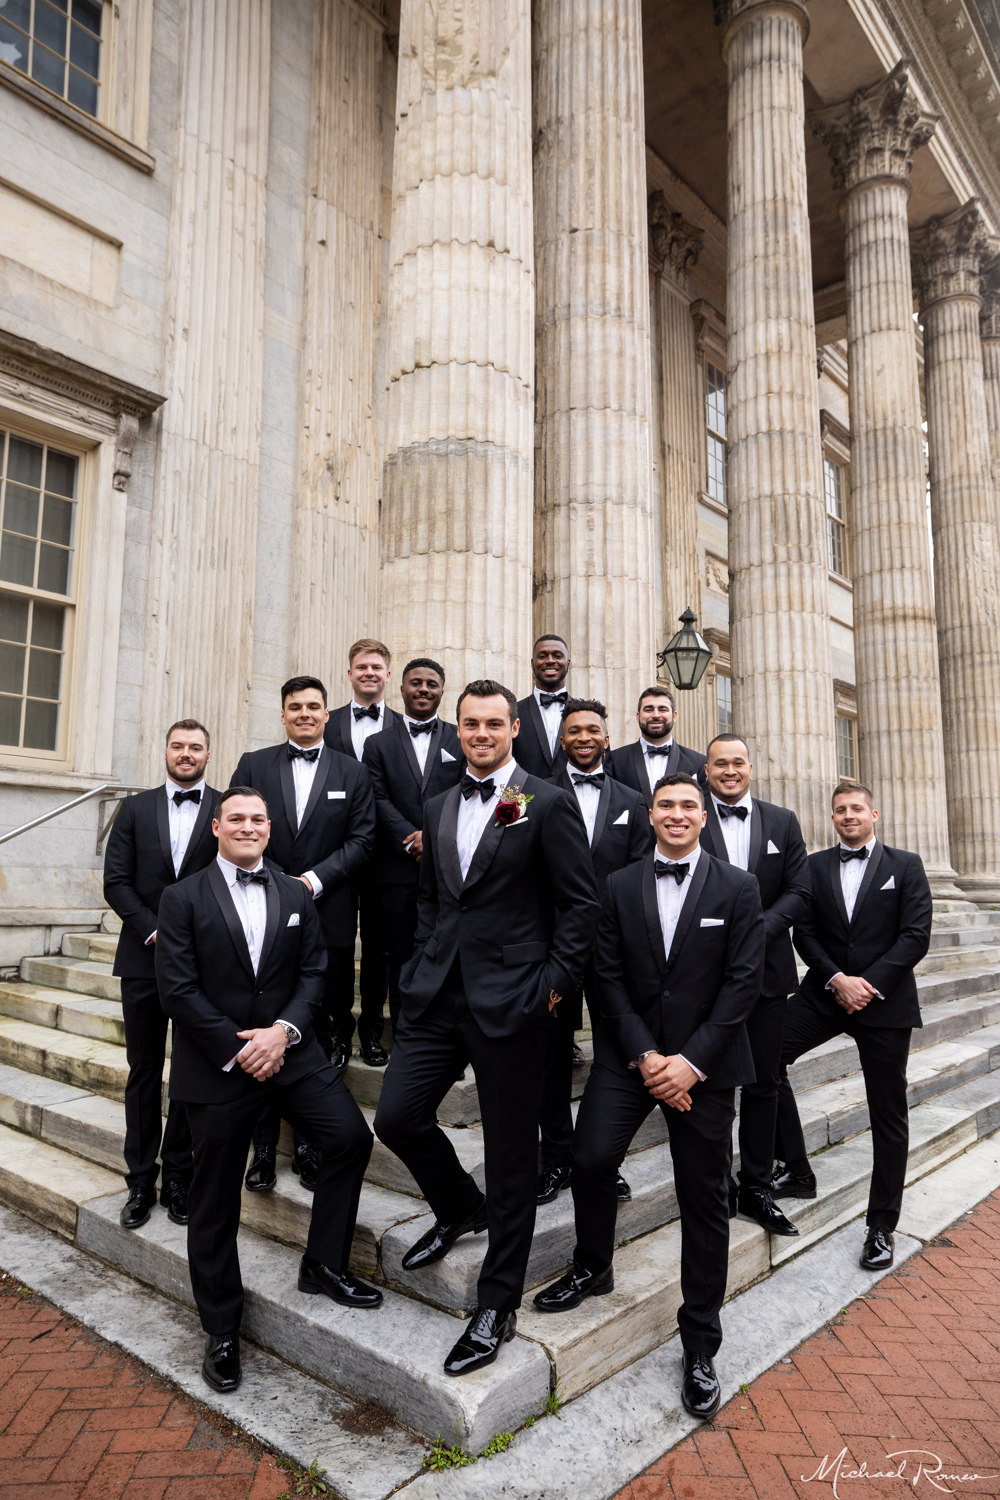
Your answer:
[860,1227,894,1271]
[401,1199,488,1271]
[533,1262,614,1312]
[332,1036,351,1072]
[292,1144,321,1190]
[244,1145,277,1193]
[616,1173,632,1203]
[537,1164,571,1205]
[771,1162,817,1200]
[571,1043,586,1068]
[160,1179,190,1225]
[443,1306,516,1376]
[119,1186,155,1230]
[359,1034,389,1067]
[297,1257,384,1308]
[202,1332,241,1392]
[681,1351,721,1419]
[737,1186,799,1237]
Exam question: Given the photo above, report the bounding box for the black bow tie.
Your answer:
[839,846,868,862]
[409,719,437,736]
[539,691,568,708]
[353,704,379,722]
[645,743,672,757]
[717,803,748,821]
[654,859,689,884]
[172,788,201,805]
[287,744,320,762]
[236,867,269,886]
[571,772,605,787]
[461,775,495,802]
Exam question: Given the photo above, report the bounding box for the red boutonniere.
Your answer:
[495,784,534,828]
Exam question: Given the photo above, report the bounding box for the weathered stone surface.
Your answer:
[0,1017,131,1098]
[20,956,121,1002]
[0,1063,89,1136]
[0,1124,120,1238]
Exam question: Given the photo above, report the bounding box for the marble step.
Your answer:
[20,954,121,1001]
[62,931,119,963]
[0,1121,124,1239]
[0,1015,133,1100]
[929,922,1000,951]
[915,944,1000,975]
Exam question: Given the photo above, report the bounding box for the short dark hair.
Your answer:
[402,657,446,684]
[651,772,704,807]
[456,679,518,723]
[832,777,875,809]
[638,684,676,712]
[281,675,328,707]
[562,696,608,723]
[215,786,269,820]
[706,733,750,759]
[533,633,569,653]
[165,719,210,749]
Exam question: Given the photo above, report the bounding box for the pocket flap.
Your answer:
[502,940,548,966]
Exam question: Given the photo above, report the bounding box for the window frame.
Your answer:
[820,409,852,586]
[705,359,728,511]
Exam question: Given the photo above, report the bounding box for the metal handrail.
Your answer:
[0,782,147,853]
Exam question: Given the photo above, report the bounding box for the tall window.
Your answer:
[836,714,858,780]
[0,0,104,118]
[824,456,848,579]
[715,673,732,736]
[705,362,727,507]
[0,428,77,753]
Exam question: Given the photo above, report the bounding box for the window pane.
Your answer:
[27,646,61,699]
[31,42,65,92]
[44,448,77,499]
[0,592,30,643]
[41,494,74,546]
[31,600,65,649]
[2,0,31,30]
[0,640,25,694]
[35,0,67,54]
[66,63,96,113]
[73,0,101,33]
[23,697,58,750]
[0,532,36,586]
[69,18,98,74]
[716,675,733,735]
[7,437,42,488]
[36,543,70,594]
[3,482,40,537]
[0,15,27,68]
[0,693,22,746]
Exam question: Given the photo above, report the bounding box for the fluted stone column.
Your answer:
[812,65,958,889]
[720,0,835,847]
[533,0,655,742]
[913,202,1000,900]
[981,260,1000,527]
[380,0,534,692]
[140,0,270,778]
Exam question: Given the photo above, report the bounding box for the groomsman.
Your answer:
[514,634,573,780]
[607,685,703,808]
[156,787,380,1395]
[324,638,400,1064]
[539,698,649,1205]
[775,779,932,1272]
[700,734,810,1236]
[232,676,374,1190]
[361,658,464,1032]
[375,680,598,1376]
[103,720,219,1230]
[534,773,764,1421]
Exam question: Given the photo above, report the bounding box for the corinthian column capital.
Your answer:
[811,62,937,196]
[912,200,994,311]
[647,191,702,281]
[713,0,808,36]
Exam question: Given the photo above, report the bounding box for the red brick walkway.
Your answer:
[615,1189,1000,1500]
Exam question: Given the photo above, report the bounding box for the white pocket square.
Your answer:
[700,917,725,927]
[327,790,346,800]
[441,748,456,762]
[504,816,529,828]
[766,839,780,854]
[881,876,895,890]
[287,913,300,927]
[613,810,629,825]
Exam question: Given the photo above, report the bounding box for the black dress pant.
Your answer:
[571,1061,736,1356]
[185,1064,372,1334]
[779,992,912,1231]
[538,999,577,1170]
[379,880,419,1034]
[327,876,387,1044]
[121,978,191,1191]
[735,991,787,1192]
[374,962,546,1311]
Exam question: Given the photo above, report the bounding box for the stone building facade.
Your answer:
[2,0,1000,959]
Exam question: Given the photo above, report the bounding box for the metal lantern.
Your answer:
[657,608,712,691]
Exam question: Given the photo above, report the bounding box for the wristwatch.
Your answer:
[629,1049,657,1070]
[276,1020,297,1047]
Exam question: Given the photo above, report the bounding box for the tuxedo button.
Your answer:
[460,905,469,913]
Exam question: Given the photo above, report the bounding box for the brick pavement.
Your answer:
[614,1189,1000,1500]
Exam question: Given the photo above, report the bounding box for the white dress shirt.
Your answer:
[285,741,324,898]
[839,836,877,922]
[165,776,205,876]
[569,769,603,845]
[651,843,705,1081]
[403,713,436,775]
[640,737,674,792]
[217,853,300,1071]
[713,792,752,870]
[350,699,385,760]
[534,686,566,757]
[456,757,517,882]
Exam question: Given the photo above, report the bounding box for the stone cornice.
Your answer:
[912,199,995,309]
[647,191,702,283]
[0,329,165,423]
[810,62,937,196]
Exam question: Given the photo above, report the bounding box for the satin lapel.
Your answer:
[462,762,526,892]
[664,854,711,970]
[256,869,282,976]
[667,741,680,774]
[702,799,728,861]
[850,842,885,923]
[631,742,650,803]
[207,862,255,980]
[398,717,424,789]
[641,858,668,972]
[526,697,554,768]
[277,750,299,835]
[295,746,328,836]
[155,788,173,871]
[826,848,850,929]
[340,705,358,759]
[748,801,763,871]
[591,776,612,851]
[436,784,464,901]
[177,791,214,878]
[421,721,444,793]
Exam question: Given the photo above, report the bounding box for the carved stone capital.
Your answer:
[981,257,1000,340]
[912,200,994,311]
[648,191,702,282]
[113,414,140,492]
[810,62,937,195]
[713,0,808,34]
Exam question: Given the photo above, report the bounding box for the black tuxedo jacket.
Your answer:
[555,768,652,886]
[323,702,403,760]
[155,859,329,1104]
[362,716,464,886]
[595,852,764,1089]
[700,797,809,997]
[399,766,599,1038]
[514,694,569,780]
[793,843,931,1030]
[104,785,221,979]
[607,739,704,809]
[230,743,374,948]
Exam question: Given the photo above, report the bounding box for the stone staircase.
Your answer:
[2,907,1000,1454]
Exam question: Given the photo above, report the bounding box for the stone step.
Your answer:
[0,1121,124,1239]
[915,944,1000,975]
[929,922,1000,951]
[20,954,121,1001]
[62,931,118,964]
[0,981,126,1046]
[0,1016,132,1100]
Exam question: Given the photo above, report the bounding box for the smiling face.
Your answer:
[348,650,390,706]
[561,709,609,772]
[638,693,676,743]
[458,693,518,775]
[706,738,752,805]
[164,728,210,786]
[531,637,570,690]
[832,788,878,848]
[281,686,329,746]
[649,781,706,858]
[401,665,444,721]
[214,793,270,868]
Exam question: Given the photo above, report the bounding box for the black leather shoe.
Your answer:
[771,1162,817,1200]
[160,1180,190,1225]
[297,1257,384,1308]
[572,1043,586,1068]
[860,1227,894,1271]
[332,1036,351,1072]
[616,1172,632,1203]
[292,1144,321,1191]
[443,1307,516,1376]
[737,1186,799,1237]
[119,1186,155,1230]
[681,1352,720,1419]
[401,1199,488,1271]
[533,1262,613,1312]
[359,1034,389,1067]
[202,1332,241,1392]
[537,1164,571,1205]
[244,1145,277,1193]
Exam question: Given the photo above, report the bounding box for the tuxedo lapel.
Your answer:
[850,842,885,922]
[397,717,424,789]
[631,742,649,800]
[702,799,728,861]
[256,870,281,976]
[825,848,850,929]
[339,705,357,759]
[421,721,444,793]
[295,746,329,836]
[277,750,299,835]
[177,791,213,878]
[590,776,612,851]
[748,801,763,871]
[155,788,173,872]
[664,854,710,969]
[641,859,668,972]
[525,696,554,768]
[463,762,527,892]
[667,741,680,775]
[436,784,463,901]
[207,862,255,980]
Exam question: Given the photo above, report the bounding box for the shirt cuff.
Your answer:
[679,1053,707,1082]
[144,931,156,946]
[223,1041,250,1073]
[301,870,323,899]
[275,1018,301,1046]
[825,971,845,991]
